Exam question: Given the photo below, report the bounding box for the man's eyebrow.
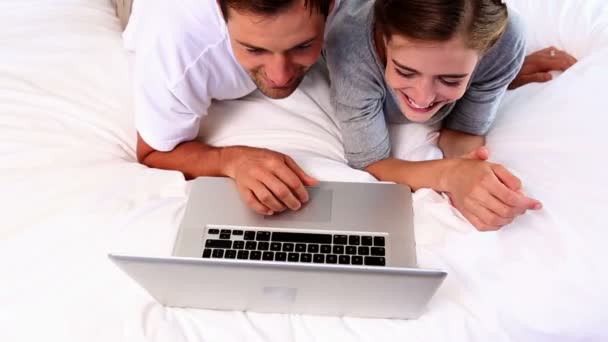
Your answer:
[392,59,469,78]
[237,36,317,51]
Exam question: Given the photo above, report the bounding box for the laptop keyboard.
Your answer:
[201,226,387,267]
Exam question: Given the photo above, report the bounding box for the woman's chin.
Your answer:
[402,110,437,123]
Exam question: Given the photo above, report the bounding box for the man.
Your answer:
[127,0,336,217]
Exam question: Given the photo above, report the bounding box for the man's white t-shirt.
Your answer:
[126,0,341,152]
[125,0,257,152]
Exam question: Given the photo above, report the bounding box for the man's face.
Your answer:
[225,0,327,99]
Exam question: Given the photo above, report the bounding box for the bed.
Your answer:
[1,0,607,341]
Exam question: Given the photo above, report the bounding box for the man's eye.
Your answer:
[294,44,312,51]
[247,48,264,55]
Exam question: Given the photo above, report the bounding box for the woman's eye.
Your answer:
[395,68,415,78]
[440,79,462,87]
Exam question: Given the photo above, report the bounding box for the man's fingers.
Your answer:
[272,163,310,204]
[259,172,303,211]
[285,156,318,186]
[250,181,286,213]
[240,187,274,215]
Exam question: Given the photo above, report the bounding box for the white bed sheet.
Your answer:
[1,1,607,342]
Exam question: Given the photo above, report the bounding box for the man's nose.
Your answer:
[265,55,295,87]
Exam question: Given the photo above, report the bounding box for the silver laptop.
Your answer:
[110,176,446,319]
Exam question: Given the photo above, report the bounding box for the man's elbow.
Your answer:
[136,133,157,165]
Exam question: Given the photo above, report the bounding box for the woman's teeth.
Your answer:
[406,95,434,109]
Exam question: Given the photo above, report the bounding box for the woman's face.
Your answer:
[384,34,480,123]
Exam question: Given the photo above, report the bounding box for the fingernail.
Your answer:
[533,203,543,210]
[267,211,274,215]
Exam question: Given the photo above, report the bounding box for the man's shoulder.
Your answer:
[134,0,233,84]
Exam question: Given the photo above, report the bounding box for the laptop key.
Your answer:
[206,239,232,249]
[346,246,357,255]
[339,255,350,264]
[208,229,220,235]
[245,241,257,250]
[262,251,274,261]
[371,247,386,256]
[271,232,332,244]
[313,254,325,263]
[212,249,224,258]
[326,254,338,264]
[233,241,245,250]
[352,256,363,265]
[333,235,348,245]
[270,242,282,251]
[320,244,332,254]
[257,242,270,251]
[249,251,262,260]
[244,231,256,240]
[349,236,360,246]
[256,231,271,241]
[225,250,237,259]
[283,243,294,252]
[362,236,373,246]
[307,244,319,253]
[220,229,231,235]
[301,253,312,263]
[295,243,306,252]
[358,246,370,256]
[333,245,344,254]
[202,249,212,258]
[237,250,249,260]
[232,230,243,236]
[220,233,231,240]
[288,253,299,262]
[364,256,386,266]
[275,252,287,262]
[374,236,385,247]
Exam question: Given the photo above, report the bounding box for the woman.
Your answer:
[324,0,544,231]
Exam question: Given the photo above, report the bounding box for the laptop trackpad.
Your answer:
[264,188,332,223]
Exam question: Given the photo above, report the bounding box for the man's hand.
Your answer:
[509,47,577,90]
[444,147,543,231]
[221,146,318,216]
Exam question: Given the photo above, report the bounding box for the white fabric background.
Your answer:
[1,0,607,341]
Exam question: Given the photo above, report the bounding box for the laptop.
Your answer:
[109,176,446,319]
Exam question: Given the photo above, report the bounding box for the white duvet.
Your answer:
[1,0,607,341]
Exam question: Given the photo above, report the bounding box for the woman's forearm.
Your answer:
[438,128,485,158]
[365,157,457,192]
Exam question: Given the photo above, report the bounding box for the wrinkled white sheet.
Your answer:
[1,1,607,342]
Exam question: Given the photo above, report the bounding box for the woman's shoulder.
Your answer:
[473,12,526,86]
[324,0,376,66]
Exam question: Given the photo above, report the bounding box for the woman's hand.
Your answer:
[509,47,577,90]
[444,147,543,231]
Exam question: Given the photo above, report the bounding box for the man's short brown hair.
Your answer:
[219,0,332,20]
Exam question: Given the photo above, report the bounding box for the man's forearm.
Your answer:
[139,140,229,180]
[438,128,485,158]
